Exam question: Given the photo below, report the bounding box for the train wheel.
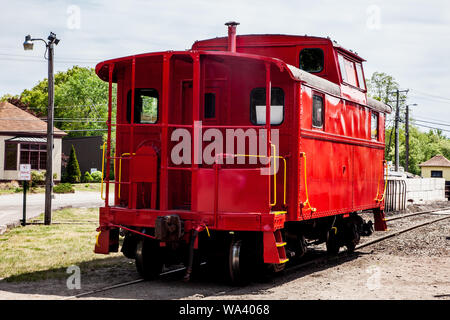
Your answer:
[228,238,256,285]
[135,237,163,280]
[344,221,360,253]
[326,228,340,255]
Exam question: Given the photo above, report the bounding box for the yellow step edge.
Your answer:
[279,258,289,264]
[276,242,286,247]
[271,211,287,215]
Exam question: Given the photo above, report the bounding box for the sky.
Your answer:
[1,0,450,135]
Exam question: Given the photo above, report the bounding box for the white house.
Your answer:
[0,101,66,181]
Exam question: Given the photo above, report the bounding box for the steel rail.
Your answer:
[385,207,450,222]
[63,208,450,299]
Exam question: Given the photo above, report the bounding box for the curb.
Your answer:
[0,220,22,235]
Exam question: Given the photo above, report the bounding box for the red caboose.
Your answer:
[94,22,390,284]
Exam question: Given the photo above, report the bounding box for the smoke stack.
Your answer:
[225,21,240,52]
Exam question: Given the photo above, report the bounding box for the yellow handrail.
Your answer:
[101,142,106,200]
[118,153,135,198]
[233,143,287,207]
[300,152,316,213]
[375,160,388,202]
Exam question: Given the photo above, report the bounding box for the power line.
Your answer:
[412,118,450,128]
[410,88,450,102]
[412,122,450,133]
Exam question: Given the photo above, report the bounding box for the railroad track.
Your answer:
[63,207,450,300]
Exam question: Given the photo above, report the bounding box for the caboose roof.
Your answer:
[96,50,390,114]
[192,34,366,62]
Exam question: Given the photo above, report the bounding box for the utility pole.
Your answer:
[23,32,60,225]
[405,103,417,173]
[393,89,409,172]
[45,40,55,225]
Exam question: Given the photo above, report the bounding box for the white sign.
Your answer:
[19,164,31,181]
[90,168,98,174]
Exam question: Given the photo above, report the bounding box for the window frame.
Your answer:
[430,170,443,178]
[312,93,325,130]
[126,88,159,124]
[249,87,285,126]
[371,111,379,140]
[299,48,325,74]
[337,53,366,92]
[19,142,47,170]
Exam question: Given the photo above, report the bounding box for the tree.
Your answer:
[66,145,81,183]
[366,72,407,125]
[2,66,117,138]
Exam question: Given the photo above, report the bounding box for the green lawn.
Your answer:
[0,207,127,282]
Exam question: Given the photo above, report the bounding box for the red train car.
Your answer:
[94,22,390,284]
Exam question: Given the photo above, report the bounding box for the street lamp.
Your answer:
[405,103,418,173]
[23,32,60,225]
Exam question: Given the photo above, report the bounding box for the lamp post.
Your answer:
[23,32,60,225]
[405,103,418,173]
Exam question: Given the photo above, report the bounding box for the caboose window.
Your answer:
[299,48,324,73]
[127,88,158,124]
[312,95,324,128]
[204,93,216,119]
[250,87,284,125]
[371,112,379,140]
[355,63,366,90]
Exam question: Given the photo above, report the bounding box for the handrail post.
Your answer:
[265,62,271,211]
[105,64,114,207]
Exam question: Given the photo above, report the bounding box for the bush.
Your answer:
[53,183,75,194]
[82,171,93,183]
[31,170,45,187]
[91,171,103,183]
[66,145,81,183]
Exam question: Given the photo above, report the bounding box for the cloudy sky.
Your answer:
[1,0,449,135]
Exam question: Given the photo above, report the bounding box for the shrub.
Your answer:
[91,171,103,183]
[82,171,93,183]
[31,170,45,187]
[53,183,75,194]
[66,145,81,183]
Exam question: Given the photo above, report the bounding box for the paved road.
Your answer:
[0,191,113,226]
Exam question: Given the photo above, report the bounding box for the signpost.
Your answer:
[19,164,31,226]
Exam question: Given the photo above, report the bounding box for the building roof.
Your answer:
[419,155,450,167]
[0,101,66,136]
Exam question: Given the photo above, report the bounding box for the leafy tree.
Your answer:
[2,66,116,138]
[366,72,407,125]
[66,145,81,183]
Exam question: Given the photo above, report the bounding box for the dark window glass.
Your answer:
[312,95,324,128]
[299,48,324,73]
[39,153,46,169]
[204,93,216,119]
[371,112,379,140]
[19,143,46,170]
[250,87,284,125]
[127,88,158,124]
[431,170,443,178]
[4,143,17,170]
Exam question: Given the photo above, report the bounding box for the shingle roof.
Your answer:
[419,155,450,167]
[0,101,66,136]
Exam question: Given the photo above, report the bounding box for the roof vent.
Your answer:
[225,21,240,52]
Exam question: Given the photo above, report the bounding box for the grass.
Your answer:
[0,207,127,282]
